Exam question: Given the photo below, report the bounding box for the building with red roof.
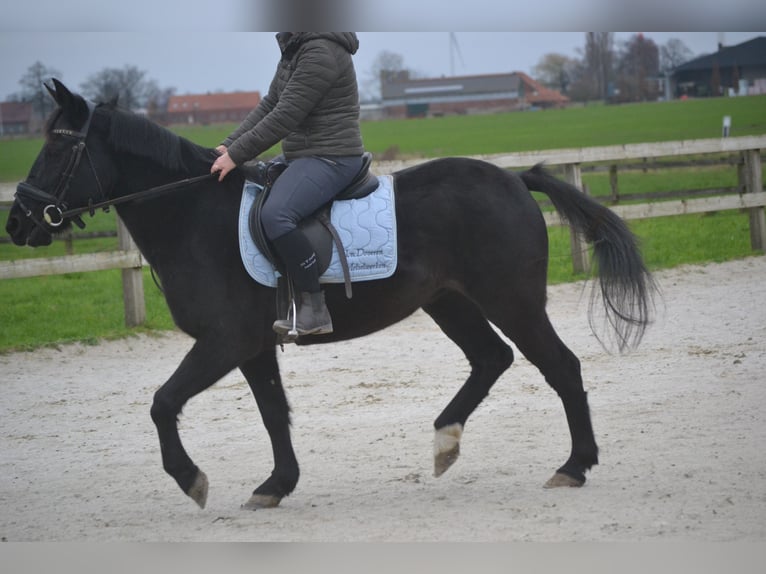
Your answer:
[164,91,261,125]
[0,102,33,135]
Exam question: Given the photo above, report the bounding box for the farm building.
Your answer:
[379,70,568,118]
[0,102,33,135]
[671,36,766,98]
[164,91,261,125]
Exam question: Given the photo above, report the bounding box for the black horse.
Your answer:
[6,80,655,510]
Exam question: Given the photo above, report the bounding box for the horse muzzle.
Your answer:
[5,204,53,247]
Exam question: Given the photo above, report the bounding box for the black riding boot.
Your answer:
[274,290,333,336]
[271,228,333,336]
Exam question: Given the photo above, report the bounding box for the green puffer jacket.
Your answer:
[223,32,364,164]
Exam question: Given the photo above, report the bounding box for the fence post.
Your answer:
[743,149,765,251]
[563,163,591,274]
[737,156,746,194]
[609,164,619,203]
[116,216,146,327]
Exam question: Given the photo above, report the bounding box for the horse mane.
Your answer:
[103,104,214,175]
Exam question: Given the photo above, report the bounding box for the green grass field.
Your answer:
[2,95,765,181]
[1,95,764,351]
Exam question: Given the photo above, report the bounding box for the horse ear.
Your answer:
[48,78,78,109]
[46,78,90,126]
[44,81,57,102]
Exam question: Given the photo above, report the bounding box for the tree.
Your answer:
[18,61,62,119]
[615,33,660,102]
[79,65,160,111]
[584,32,614,101]
[711,59,721,97]
[660,38,693,74]
[562,60,593,103]
[361,50,406,101]
[731,64,741,94]
[145,85,177,123]
[532,53,579,94]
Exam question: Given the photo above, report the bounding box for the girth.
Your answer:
[246,152,377,300]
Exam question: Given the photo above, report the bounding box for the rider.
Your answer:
[211,32,365,337]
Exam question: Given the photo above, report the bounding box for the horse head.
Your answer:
[6,79,118,247]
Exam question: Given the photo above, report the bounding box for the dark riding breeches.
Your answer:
[261,155,364,241]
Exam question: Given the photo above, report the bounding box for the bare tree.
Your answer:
[616,34,660,102]
[145,86,177,123]
[361,50,405,102]
[532,53,579,94]
[562,60,591,103]
[18,61,62,119]
[584,32,614,100]
[79,65,160,111]
[660,38,694,74]
[711,60,721,97]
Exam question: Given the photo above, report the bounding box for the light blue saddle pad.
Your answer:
[238,175,397,288]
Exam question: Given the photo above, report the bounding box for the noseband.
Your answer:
[14,100,104,233]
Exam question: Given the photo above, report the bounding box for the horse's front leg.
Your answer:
[150,338,242,508]
[239,349,300,509]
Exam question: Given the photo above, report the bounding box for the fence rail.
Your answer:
[0,216,147,326]
[372,135,766,173]
[1,135,764,327]
[0,249,142,278]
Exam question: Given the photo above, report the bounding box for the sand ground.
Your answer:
[1,257,764,541]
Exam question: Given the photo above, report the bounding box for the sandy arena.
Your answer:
[1,257,764,541]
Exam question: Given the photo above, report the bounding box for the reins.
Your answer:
[57,172,218,221]
[16,168,217,232]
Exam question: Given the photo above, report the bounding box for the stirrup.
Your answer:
[273,298,299,343]
[288,297,299,338]
[273,291,333,338]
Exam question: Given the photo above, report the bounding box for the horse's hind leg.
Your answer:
[423,291,514,477]
[239,348,299,510]
[495,309,599,487]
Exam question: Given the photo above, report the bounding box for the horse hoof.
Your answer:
[187,470,209,508]
[433,423,463,477]
[241,493,282,510]
[544,472,585,489]
[434,446,460,477]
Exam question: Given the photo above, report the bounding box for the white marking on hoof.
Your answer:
[434,423,463,477]
[241,493,282,510]
[544,472,585,489]
[187,470,209,509]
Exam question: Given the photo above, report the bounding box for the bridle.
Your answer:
[14,101,216,236]
[14,100,102,233]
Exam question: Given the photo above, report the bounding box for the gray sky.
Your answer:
[1,32,763,103]
[2,1,765,102]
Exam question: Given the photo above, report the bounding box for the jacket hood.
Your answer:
[277,32,359,55]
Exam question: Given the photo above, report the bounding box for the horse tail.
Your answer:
[520,163,657,352]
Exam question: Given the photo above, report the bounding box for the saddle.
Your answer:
[242,152,378,302]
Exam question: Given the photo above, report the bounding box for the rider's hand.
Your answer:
[211,151,236,182]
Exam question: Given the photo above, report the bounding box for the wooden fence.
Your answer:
[1,135,764,327]
[375,135,766,273]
